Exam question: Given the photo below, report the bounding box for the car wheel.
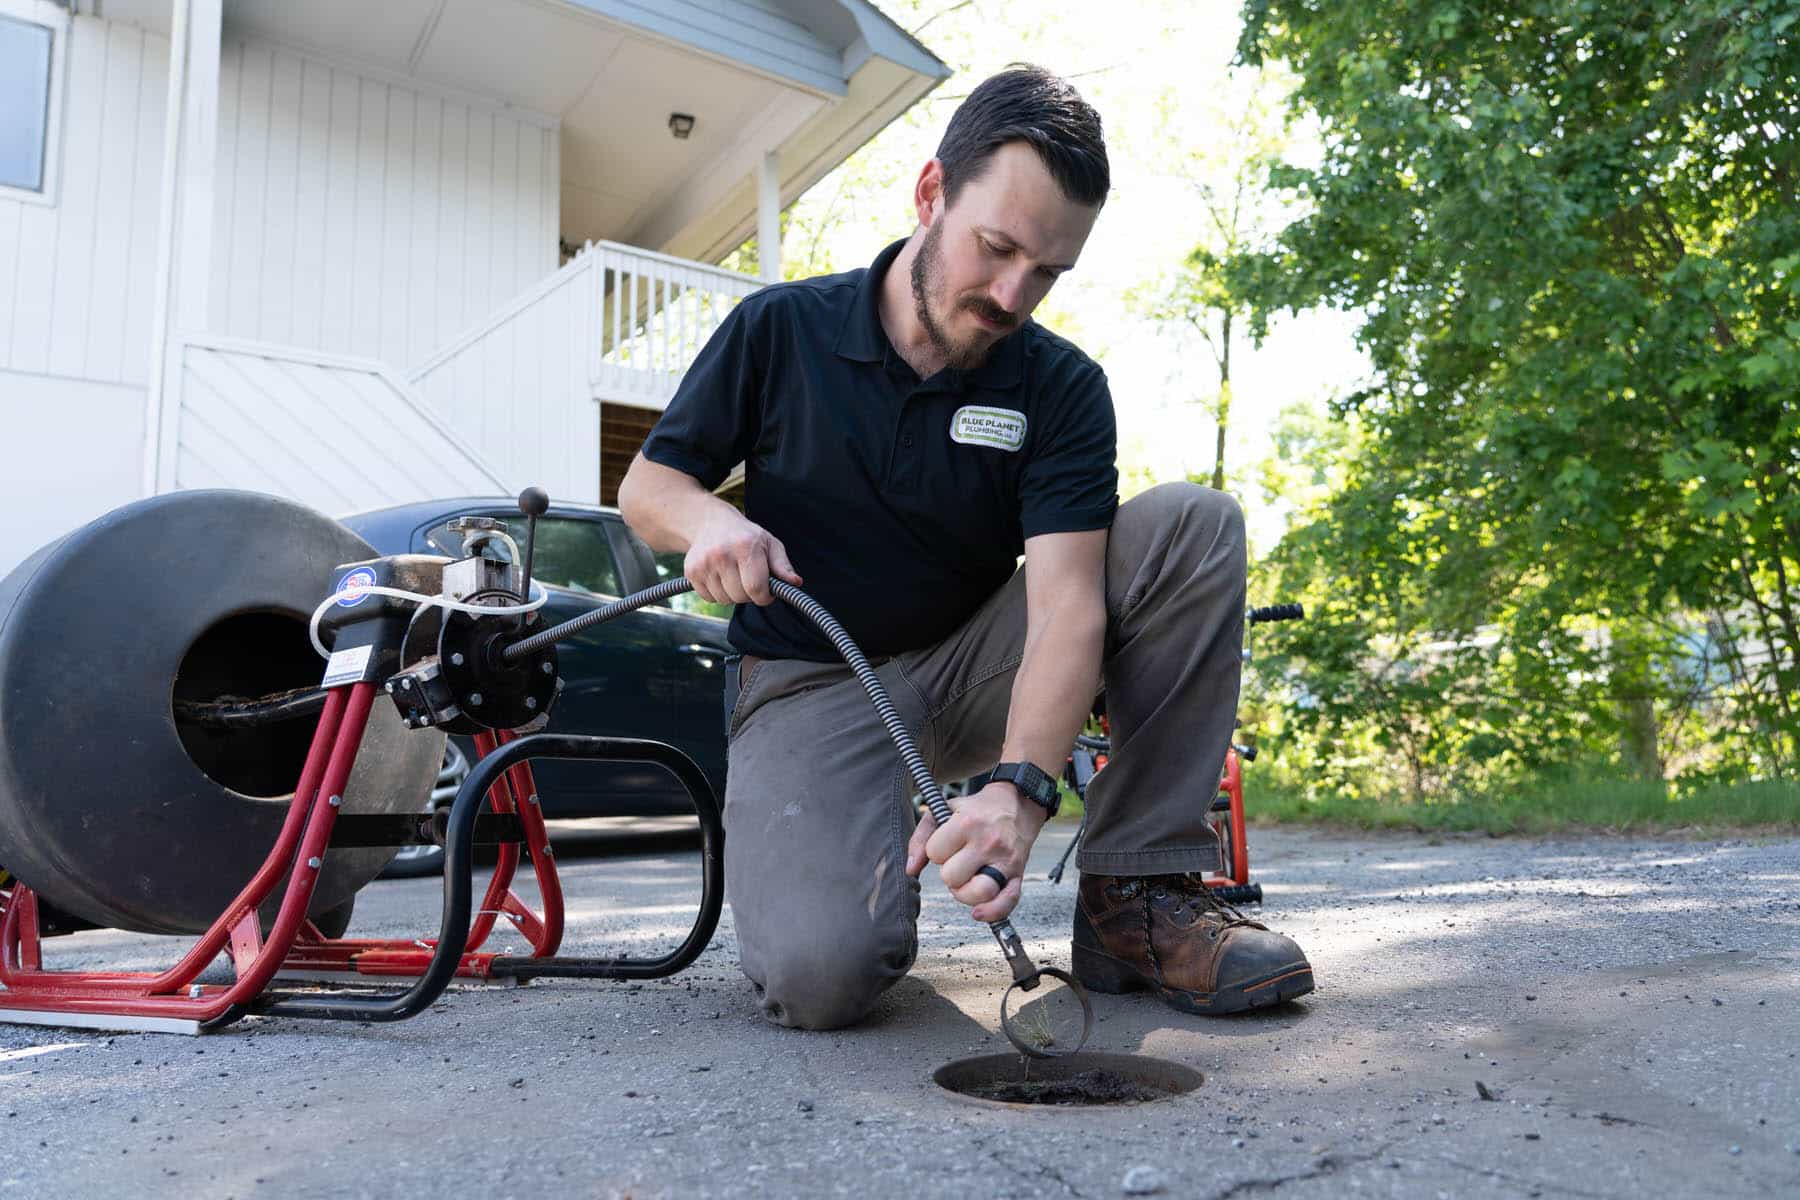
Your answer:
[377,741,468,879]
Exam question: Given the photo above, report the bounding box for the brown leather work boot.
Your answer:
[1072,873,1314,1014]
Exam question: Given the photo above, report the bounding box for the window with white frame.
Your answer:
[0,0,67,203]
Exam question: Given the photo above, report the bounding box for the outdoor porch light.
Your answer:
[668,112,695,139]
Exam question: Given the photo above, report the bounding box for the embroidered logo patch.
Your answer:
[950,405,1027,451]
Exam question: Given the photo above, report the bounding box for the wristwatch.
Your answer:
[990,761,1061,818]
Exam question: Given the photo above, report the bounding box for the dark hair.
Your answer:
[935,65,1109,209]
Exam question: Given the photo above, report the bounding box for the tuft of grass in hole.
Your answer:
[1247,774,1800,837]
[1007,1001,1061,1051]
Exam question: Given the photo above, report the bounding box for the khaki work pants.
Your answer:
[722,482,1245,1029]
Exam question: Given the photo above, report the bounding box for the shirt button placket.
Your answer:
[893,398,922,491]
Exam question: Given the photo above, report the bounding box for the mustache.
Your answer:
[960,297,1017,328]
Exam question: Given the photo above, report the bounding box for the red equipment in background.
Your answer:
[1047,602,1304,904]
[1210,739,1255,900]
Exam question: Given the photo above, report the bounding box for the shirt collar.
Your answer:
[834,238,1026,391]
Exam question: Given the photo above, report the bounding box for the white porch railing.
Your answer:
[409,241,761,503]
[587,241,764,410]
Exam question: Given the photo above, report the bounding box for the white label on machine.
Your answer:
[321,644,373,688]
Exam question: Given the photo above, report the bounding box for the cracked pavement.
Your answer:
[3,824,1797,1198]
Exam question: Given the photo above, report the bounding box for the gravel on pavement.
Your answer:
[3,824,1797,1199]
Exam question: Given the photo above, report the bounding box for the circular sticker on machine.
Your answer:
[335,567,377,607]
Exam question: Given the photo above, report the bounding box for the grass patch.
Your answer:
[1248,774,1800,837]
[1054,778,1085,822]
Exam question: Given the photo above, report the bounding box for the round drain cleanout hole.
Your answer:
[934,1052,1202,1107]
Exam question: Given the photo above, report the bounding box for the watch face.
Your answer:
[1001,762,1057,810]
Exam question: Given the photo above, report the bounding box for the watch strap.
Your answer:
[991,761,1060,817]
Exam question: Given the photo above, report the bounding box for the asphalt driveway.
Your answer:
[3,824,1797,1198]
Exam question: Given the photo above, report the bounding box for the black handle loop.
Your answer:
[255,732,724,1021]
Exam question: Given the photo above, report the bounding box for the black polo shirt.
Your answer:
[641,239,1118,662]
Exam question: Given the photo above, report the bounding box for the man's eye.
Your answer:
[981,238,1009,256]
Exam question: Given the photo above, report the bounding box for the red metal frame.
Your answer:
[0,684,565,1029]
[275,728,564,982]
[1207,748,1251,890]
[1073,713,1253,893]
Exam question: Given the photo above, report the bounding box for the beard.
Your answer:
[909,221,1016,372]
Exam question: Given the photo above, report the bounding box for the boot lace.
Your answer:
[1149,873,1261,930]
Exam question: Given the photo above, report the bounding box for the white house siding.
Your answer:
[176,339,506,516]
[0,15,167,578]
[210,38,560,373]
[0,15,168,387]
[410,253,599,506]
[0,368,145,567]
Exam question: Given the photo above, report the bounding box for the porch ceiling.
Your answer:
[103,0,945,264]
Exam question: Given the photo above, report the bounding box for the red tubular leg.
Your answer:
[1227,752,1250,885]
[198,682,379,1011]
[464,731,523,951]
[0,687,352,995]
[275,724,565,982]
[0,684,377,1026]
[159,686,354,985]
[496,729,564,955]
[1207,749,1250,888]
[2,887,42,974]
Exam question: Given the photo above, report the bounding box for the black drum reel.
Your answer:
[0,490,439,936]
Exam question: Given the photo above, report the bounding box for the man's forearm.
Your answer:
[618,451,802,607]
[1000,597,1106,781]
[616,452,738,554]
[912,593,1102,917]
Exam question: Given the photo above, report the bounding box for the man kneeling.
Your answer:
[618,66,1313,1030]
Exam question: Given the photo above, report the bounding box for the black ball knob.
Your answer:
[517,486,550,517]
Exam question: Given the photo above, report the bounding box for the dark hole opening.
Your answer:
[934,1053,1202,1107]
[172,611,319,797]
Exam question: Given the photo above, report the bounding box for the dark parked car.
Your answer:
[342,498,732,872]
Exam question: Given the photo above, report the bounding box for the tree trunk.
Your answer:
[1622,695,1664,783]
[1611,631,1666,782]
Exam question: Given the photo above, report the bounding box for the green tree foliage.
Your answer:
[1234,0,1800,791]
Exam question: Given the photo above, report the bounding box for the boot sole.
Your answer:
[1072,941,1314,1015]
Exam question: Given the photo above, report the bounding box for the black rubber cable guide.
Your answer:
[256,733,724,1021]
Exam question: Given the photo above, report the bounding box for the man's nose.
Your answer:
[988,268,1031,317]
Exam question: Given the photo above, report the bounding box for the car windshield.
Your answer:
[652,551,734,620]
[428,515,622,598]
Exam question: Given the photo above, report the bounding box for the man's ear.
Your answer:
[914,159,945,227]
